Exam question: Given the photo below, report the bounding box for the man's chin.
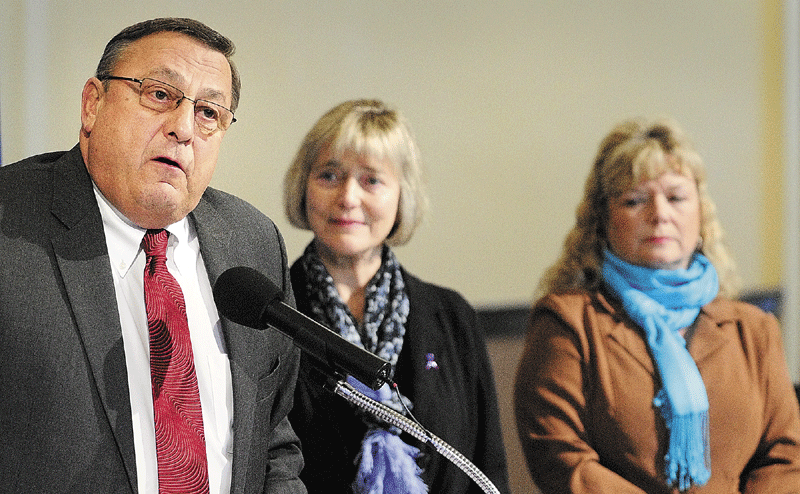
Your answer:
[133,195,189,229]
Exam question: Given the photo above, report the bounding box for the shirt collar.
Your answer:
[92,184,191,278]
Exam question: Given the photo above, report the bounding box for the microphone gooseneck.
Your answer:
[214,267,499,493]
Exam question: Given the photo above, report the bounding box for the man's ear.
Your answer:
[81,77,103,135]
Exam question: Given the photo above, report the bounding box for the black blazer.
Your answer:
[288,261,510,494]
[0,146,306,493]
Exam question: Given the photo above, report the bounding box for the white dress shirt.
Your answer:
[93,186,233,494]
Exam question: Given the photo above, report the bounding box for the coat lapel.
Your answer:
[597,292,657,376]
[190,198,258,494]
[689,298,737,365]
[601,292,736,376]
[49,147,138,491]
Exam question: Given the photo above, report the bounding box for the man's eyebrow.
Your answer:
[146,66,229,104]
[197,87,227,104]
[146,66,184,86]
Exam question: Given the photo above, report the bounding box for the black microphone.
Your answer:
[213,266,391,390]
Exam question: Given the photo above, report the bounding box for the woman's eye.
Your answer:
[317,171,338,182]
[668,193,687,202]
[621,196,644,207]
[362,175,382,187]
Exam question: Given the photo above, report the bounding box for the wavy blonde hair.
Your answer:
[538,118,739,298]
[283,99,428,246]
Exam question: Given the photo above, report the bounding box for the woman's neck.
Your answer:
[315,241,383,322]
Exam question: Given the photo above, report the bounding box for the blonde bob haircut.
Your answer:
[284,99,428,246]
[538,118,739,298]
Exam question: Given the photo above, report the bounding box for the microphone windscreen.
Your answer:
[213,266,284,328]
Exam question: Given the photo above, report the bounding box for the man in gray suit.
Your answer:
[0,18,306,493]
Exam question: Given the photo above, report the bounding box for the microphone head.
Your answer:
[213,266,284,329]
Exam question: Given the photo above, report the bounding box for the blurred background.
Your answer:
[2,2,796,492]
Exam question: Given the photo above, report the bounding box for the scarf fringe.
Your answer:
[353,430,429,494]
[655,380,712,491]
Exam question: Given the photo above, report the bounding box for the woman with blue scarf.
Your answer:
[514,118,800,493]
[283,100,510,494]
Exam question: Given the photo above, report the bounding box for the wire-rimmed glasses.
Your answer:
[100,76,236,135]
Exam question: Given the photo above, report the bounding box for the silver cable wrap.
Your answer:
[331,379,501,494]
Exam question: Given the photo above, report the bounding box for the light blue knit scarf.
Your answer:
[602,250,718,490]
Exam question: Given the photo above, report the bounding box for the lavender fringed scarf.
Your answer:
[299,243,428,494]
[602,250,718,491]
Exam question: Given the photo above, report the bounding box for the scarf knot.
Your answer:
[347,376,428,494]
[602,250,718,490]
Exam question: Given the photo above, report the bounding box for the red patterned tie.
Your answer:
[142,229,210,494]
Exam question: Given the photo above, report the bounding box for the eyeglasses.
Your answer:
[100,76,236,135]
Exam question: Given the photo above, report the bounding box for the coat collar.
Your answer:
[693,297,740,363]
[596,290,737,375]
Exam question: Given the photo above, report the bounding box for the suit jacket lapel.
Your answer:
[190,198,258,494]
[49,147,138,490]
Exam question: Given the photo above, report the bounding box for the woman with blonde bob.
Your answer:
[514,118,800,493]
[285,99,510,494]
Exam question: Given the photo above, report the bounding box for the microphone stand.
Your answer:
[325,377,502,494]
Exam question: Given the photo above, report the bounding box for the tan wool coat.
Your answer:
[514,290,800,494]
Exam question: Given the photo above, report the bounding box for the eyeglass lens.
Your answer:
[137,78,234,133]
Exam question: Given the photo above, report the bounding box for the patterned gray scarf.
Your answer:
[299,242,428,493]
[299,242,410,412]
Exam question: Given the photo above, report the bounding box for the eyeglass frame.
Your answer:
[99,75,237,134]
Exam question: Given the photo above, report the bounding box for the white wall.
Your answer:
[0,2,769,305]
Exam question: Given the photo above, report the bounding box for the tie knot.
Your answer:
[142,229,169,258]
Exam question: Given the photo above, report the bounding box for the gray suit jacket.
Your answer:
[0,146,306,493]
